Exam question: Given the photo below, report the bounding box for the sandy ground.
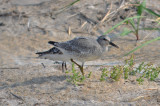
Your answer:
[0,65,160,105]
[0,0,160,105]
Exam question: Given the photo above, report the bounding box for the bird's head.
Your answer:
[97,35,119,48]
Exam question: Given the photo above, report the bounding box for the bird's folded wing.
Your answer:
[56,37,98,54]
[36,47,63,55]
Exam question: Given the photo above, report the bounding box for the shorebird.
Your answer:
[48,35,119,76]
[36,47,69,72]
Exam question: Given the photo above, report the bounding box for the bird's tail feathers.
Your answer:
[48,41,58,46]
[36,51,49,56]
[35,52,44,56]
[36,52,43,55]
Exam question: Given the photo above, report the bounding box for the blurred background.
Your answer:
[0,0,160,67]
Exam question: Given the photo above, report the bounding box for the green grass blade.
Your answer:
[63,0,80,9]
[124,36,160,56]
[56,0,80,14]
[103,16,144,35]
[137,0,146,16]
[139,27,160,31]
[120,28,133,36]
[143,7,160,17]
[137,0,146,32]
[128,19,136,31]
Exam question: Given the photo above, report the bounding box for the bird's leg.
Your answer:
[70,59,79,67]
[79,66,84,76]
[80,62,84,76]
[70,59,84,76]
[62,62,65,73]
[64,62,67,70]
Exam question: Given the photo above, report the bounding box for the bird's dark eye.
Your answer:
[103,38,106,40]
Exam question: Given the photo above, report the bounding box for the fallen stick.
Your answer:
[10,92,24,101]
[0,67,19,69]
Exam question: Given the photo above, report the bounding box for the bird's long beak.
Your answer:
[109,42,119,48]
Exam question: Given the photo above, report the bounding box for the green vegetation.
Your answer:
[104,0,160,39]
[124,36,160,56]
[123,0,160,56]
[65,63,92,85]
[56,0,80,15]
[65,63,85,85]
[103,0,160,55]
[61,0,80,11]
[100,55,160,84]
[64,0,160,85]
[110,66,123,81]
[66,56,160,85]
[136,62,160,84]
[57,0,160,56]
[124,0,147,40]
[87,72,92,78]
[100,68,108,81]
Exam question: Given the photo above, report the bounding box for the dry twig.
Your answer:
[10,92,24,101]
[68,26,72,36]
[0,67,19,69]
[81,21,87,28]
[100,3,113,23]
[41,63,46,68]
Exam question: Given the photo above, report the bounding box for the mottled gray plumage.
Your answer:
[48,35,119,75]
[36,47,68,72]
[36,47,62,56]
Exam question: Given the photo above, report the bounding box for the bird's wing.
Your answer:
[54,37,99,54]
[36,47,63,56]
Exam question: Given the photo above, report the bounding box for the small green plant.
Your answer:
[120,0,160,40]
[150,67,160,81]
[100,68,108,81]
[65,63,92,85]
[66,63,85,85]
[136,76,144,84]
[104,0,160,40]
[125,55,135,75]
[136,62,144,73]
[100,56,160,84]
[87,72,92,78]
[123,65,129,79]
[110,66,123,81]
[135,63,160,83]
[102,0,160,57]
[122,0,146,40]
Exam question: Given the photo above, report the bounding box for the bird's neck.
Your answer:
[97,39,106,51]
[102,46,108,52]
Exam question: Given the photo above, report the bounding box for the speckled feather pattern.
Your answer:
[52,36,110,62]
[36,47,70,62]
